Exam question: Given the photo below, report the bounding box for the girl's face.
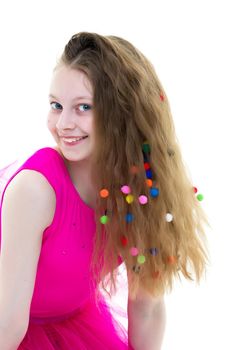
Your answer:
[47,65,95,163]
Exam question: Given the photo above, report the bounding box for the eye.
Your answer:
[50,102,62,110]
[78,104,92,112]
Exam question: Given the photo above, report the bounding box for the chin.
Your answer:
[64,152,92,163]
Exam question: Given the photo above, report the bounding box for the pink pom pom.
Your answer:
[130,247,139,256]
[138,195,148,205]
[121,185,131,194]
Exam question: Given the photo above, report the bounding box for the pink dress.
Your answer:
[0,147,131,349]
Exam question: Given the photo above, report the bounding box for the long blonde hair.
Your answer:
[56,32,209,300]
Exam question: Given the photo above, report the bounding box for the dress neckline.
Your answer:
[44,146,95,213]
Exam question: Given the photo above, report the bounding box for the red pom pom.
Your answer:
[144,162,150,170]
[121,235,128,246]
[193,186,198,193]
[160,94,164,101]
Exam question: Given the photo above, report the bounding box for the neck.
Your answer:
[65,157,97,209]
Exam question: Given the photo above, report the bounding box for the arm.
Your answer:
[127,287,166,350]
[0,327,27,350]
[0,170,56,349]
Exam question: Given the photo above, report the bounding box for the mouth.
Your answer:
[62,136,88,146]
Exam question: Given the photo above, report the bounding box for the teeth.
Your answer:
[63,137,86,143]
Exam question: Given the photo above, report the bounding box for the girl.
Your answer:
[0,32,208,350]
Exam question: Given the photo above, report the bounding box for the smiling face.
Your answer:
[47,65,95,163]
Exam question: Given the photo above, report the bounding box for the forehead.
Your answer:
[50,65,93,97]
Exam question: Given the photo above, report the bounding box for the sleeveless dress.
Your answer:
[0,147,131,349]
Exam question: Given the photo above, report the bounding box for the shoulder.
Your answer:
[3,169,56,230]
[5,168,55,198]
[7,146,62,195]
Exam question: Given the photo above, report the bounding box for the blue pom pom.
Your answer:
[125,213,134,223]
[146,169,153,179]
[150,187,159,197]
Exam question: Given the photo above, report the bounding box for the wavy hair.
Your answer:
[55,32,209,300]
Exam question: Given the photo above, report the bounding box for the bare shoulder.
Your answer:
[6,168,54,192]
[2,169,56,230]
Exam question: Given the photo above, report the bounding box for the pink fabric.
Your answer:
[0,147,132,349]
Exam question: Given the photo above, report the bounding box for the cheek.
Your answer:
[87,120,94,134]
[47,114,56,131]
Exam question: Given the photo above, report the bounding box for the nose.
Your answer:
[55,109,76,131]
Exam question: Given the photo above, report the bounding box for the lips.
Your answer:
[60,135,88,138]
[61,136,88,146]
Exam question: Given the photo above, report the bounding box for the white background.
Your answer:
[0,1,232,349]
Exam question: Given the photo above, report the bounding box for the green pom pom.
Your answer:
[197,193,204,201]
[142,143,150,153]
[100,215,109,224]
[137,255,146,264]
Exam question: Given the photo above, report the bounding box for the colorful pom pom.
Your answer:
[100,215,108,224]
[144,162,150,170]
[130,247,139,256]
[142,153,147,162]
[146,169,153,179]
[197,193,204,201]
[138,195,148,205]
[167,256,176,264]
[99,188,109,198]
[142,142,150,153]
[132,265,141,273]
[193,186,198,193]
[126,194,134,204]
[150,187,159,197]
[121,185,131,194]
[125,213,134,223]
[146,179,153,187]
[160,94,164,101]
[121,235,128,246]
[165,213,173,222]
[137,255,146,264]
[149,247,158,256]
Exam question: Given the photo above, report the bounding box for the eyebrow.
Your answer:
[48,94,92,101]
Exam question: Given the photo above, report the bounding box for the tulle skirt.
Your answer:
[18,295,132,349]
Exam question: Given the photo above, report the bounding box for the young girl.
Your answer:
[0,32,208,350]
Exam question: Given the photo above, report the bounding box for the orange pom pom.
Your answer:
[100,189,109,198]
[167,256,176,264]
[146,179,153,187]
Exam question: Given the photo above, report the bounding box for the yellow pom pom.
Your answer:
[126,194,134,204]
